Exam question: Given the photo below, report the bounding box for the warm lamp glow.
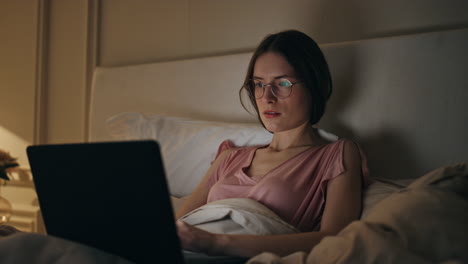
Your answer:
[0,194,12,224]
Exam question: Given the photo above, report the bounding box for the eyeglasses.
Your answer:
[244,78,301,99]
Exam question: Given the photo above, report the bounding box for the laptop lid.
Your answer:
[27,140,184,264]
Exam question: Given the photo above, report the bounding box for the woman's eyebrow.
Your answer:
[275,74,294,79]
[253,74,295,80]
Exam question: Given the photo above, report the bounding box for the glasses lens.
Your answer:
[252,80,264,99]
[273,79,293,99]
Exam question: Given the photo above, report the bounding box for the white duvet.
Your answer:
[179,198,299,236]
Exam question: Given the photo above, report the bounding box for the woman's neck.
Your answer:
[267,123,325,152]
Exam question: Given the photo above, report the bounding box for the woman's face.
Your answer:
[253,52,311,133]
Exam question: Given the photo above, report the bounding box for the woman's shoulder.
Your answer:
[320,138,371,185]
[323,138,357,148]
[214,140,262,160]
[320,138,349,149]
[317,138,362,159]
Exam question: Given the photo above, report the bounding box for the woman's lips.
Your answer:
[263,111,281,118]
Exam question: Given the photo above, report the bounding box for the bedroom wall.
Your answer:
[44,0,96,144]
[98,0,468,66]
[0,0,95,160]
[0,0,40,169]
[0,0,46,232]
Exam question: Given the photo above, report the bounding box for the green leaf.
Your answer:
[0,171,9,181]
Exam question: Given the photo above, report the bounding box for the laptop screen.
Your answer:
[28,140,184,263]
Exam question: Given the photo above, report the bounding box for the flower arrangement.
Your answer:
[0,149,19,181]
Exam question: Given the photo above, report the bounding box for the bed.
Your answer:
[2,28,468,263]
[87,28,468,263]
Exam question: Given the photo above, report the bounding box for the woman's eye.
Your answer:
[278,80,291,87]
[254,82,264,88]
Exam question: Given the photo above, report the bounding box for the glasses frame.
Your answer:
[245,78,301,99]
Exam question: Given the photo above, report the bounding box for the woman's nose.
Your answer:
[262,86,277,101]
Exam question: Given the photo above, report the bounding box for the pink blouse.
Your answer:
[206,139,370,232]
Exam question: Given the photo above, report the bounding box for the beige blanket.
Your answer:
[248,163,468,264]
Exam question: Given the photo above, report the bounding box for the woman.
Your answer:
[176,30,368,258]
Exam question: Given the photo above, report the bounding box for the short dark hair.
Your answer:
[240,30,332,127]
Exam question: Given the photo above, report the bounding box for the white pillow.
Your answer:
[106,112,272,197]
[106,112,338,198]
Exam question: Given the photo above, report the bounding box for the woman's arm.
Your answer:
[177,221,331,257]
[319,140,363,234]
[177,140,363,257]
[175,148,235,219]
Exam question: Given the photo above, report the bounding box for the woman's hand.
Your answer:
[176,220,225,256]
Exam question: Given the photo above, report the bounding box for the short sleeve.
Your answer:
[356,142,372,186]
[211,140,236,163]
[206,140,237,190]
[320,139,371,195]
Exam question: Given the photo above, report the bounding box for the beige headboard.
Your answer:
[90,28,468,180]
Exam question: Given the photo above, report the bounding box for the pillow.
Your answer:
[361,178,413,218]
[106,112,339,198]
[106,112,273,197]
[361,162,468,218]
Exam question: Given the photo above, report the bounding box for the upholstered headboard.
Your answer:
[90,28,468,180]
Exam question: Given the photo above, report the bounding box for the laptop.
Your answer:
[27,140,184,263]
